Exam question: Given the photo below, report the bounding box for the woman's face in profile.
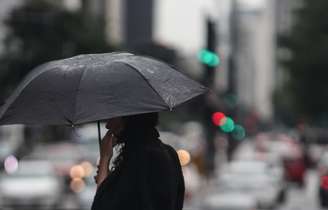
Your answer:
[105,117,125,136]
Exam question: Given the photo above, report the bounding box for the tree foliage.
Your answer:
[278,0,328,124]
[0,0,114,101]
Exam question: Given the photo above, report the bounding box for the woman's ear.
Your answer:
[118,117,125,132]
[115,117,125,137]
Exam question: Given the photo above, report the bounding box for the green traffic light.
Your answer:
[220,117,235,133]
[198,49,220,67]
[232,125,246,140]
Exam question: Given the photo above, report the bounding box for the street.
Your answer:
[1,125,327,210]
[0,171,323,210]
[185,169,324,210]
[278,170,322,210]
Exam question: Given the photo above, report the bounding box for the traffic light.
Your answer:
[232,124,246,140]
[220,117,235,133]
[211,112,235,133]
[211,111,246,140]
[211,112,225,126]
[198,49,220,67]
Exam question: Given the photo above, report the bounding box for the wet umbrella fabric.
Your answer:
[0,52,207,126]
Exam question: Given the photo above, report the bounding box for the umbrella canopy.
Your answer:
[0,52,207,126]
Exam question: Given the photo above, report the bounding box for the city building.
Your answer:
[0,0,21,54]
[1,0,299,122]
[234,0,276,121]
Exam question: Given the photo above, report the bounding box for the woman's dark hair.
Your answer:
[111,112,159,171]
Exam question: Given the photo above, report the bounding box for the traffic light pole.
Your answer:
[228,0,238,96]
[201,19,218,176]
[203,20,216,86]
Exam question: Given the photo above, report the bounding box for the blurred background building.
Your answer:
[0,0,21,54]
[0,0,305,124]
[235,0,275,121]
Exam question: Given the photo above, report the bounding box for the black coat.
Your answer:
[91,139,185,210]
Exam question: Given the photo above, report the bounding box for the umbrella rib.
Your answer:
[119,62,172,110]
[71,67,88,125]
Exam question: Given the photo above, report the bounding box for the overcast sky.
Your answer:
[153,0,267,55]
[153,0,217,55]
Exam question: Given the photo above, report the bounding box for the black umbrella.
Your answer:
[0,52,207,145]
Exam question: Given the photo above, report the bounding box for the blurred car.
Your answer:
[72,123,108,163]
[76,175,97,209]
[182,163,203,204]
[308,144,326,168]
[274,133,306,186]
[26,143,84,193]
[234,138,285,187]
[0,125,24,166]
[218,160,286,209]
[0,160,61,209]
[317,150,328,207]
[282,156,306,186]
[281,141,306,187]
[228,160,285,195]
[201,191,257,210]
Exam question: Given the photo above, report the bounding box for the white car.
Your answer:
[201,191,257,210]
[0,160,61,209]
[218,160,286,209]
[28,143,84,175]
[0,125,24,163]
[76,175,97,209]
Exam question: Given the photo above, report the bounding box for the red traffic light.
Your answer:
[212,112,226,126]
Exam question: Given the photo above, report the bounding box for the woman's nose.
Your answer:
[105,122,110,129]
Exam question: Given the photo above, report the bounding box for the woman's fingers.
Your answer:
[104,130,115,139]
[94,164,101,184]
[100,131,115,160]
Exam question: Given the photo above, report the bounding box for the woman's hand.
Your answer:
[95,117,124,187]
[94,131,116,187]
[99,131,116,161]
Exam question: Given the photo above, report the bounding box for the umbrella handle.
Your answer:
[97,121,101,151]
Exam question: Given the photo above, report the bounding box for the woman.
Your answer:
[92,112,185,210]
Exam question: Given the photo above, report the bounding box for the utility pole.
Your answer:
[201,18,219,176]
[228,0,238,96]
[203,20,217,86]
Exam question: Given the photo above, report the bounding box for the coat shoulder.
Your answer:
[141,139,178,161]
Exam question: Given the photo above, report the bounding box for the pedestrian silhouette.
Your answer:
[92,112,185,210]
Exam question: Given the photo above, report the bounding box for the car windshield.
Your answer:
[228,161,267,174]
[29,144,83,162]
[5,162,54,178]
[319,152,328,167]
[218,174,271,192]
